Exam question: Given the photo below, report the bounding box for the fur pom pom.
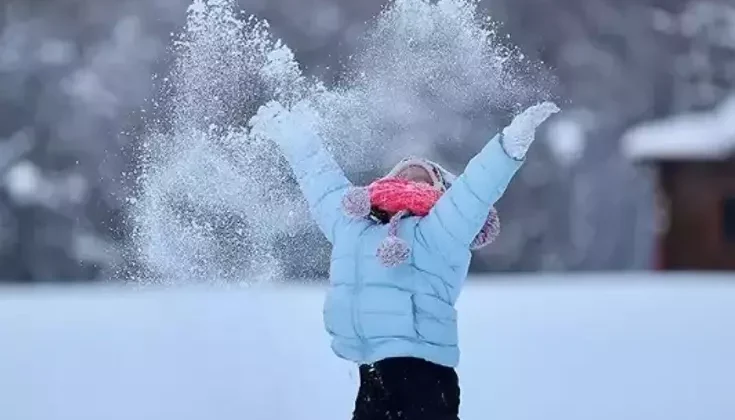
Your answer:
[342,187,371,218]
[377,235,410,267]
[470,207,500,250]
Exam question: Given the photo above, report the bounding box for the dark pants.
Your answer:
[352,357,460,420]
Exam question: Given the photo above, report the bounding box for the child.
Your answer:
[249,100,559,420]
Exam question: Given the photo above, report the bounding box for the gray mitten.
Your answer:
[501,101,560,160]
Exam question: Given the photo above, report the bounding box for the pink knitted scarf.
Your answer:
[368,178,442,217]
[342,177,500,267]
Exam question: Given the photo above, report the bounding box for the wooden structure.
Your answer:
[622,98,735,270]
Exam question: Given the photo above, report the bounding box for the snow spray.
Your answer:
[128,0,554,284]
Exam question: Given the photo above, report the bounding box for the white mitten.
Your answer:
[249,100,287,141]
[248,100,321,147]
[501,101,560,160]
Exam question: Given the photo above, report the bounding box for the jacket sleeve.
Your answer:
[275,126,353,245]
[417,133,523,257]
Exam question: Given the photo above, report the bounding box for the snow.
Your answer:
[545,113,589,167]
[36,39,76,66]
[0,274,734,420]
[2,160,90,208]
[621,95,735,161]
[4,160,43,205]
[0,129,34,173]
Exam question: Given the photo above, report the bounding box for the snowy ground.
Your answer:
[0,274,734,420]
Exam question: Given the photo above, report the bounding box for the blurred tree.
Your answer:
[0,0,189,281]
[1,0,733,281]
[475,0,735,271]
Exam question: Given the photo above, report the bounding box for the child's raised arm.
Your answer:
[249,100,353,244]
[417,102,560,260]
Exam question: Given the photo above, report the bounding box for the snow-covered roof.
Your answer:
[622,96,735,161]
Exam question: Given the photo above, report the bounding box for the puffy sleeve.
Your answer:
[417,133,523,257]
[250,101,353,244]
[276,127,353,244]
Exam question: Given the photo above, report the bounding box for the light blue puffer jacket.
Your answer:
[277,125,523,368]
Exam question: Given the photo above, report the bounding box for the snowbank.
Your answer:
[0,274,734,420]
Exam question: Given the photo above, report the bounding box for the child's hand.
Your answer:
[249,100,321,145]
[501,101,560,160]
[249,100,289,142]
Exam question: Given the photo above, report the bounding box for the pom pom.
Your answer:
[377,235,410,267]
[342,187,371,218]
[470,207,500,250]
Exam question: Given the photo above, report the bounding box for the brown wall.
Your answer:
[659,159,735,270]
